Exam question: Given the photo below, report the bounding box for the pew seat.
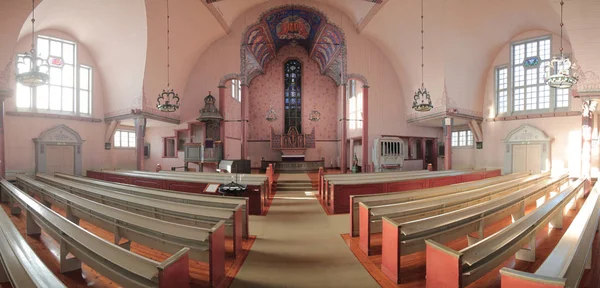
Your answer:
[500,180,600,288]
[0,197,65,288]
[34,173,245,257]
[15,176,226,286]
[0,179,193,288]
[380,174,567,283]
[425,178,585,288]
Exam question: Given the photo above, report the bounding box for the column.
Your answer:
[361,86,369,172]
[218,86,226,158]
[582,100,594,188]
[0,91,8,179]
[134,115,146,171]
[350,138,355,171]
[341,84,348,173]
[444,117,452,170]
[241,84,249,160]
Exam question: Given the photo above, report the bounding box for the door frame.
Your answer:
[503,124,551,174]
[33,125,85,176]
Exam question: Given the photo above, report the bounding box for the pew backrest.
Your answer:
[0,201,66,288]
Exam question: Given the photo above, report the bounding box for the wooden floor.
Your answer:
[343,197,600,288]
[0,199,255,288]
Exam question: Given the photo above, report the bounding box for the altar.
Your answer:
[266,127,322,172]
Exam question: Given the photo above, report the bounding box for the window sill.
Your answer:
[113,147,136,150]
[162,156,178,159]
[6,111,102,122]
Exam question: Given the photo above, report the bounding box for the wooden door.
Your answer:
[512,144,528,173]
[526,144,541,174]
[45,145,75,176]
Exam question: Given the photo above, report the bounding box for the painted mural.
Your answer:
[242,5,345,86]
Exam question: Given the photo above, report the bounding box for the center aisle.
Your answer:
[231,173,379,288]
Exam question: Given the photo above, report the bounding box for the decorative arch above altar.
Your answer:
[241,5,346,86]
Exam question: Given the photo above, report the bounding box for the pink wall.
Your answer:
[5,29,116,174]
[468,30,584,174]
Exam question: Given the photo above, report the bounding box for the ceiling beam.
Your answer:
[200,0,230,34]
[356,0,389,34]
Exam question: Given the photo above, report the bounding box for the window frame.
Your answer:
[15,34,93,117]
[231,79,241,102]
[348,79,363,130]
[113,130,136,149]
[451,130,474,148]
[495,34,571,116]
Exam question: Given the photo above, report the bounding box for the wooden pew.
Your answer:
[88,170,266,215]
[15,176,226,286]
[136,170,271,209]
[33,174,245,257]
[499,180,600,288]
[380,174,568,283]
[0,198,66,288]
[425,178,585,288]
[360,172,549,255]
[321,170,432,201]
[327,169,501,214]
[350,172,531,237]
[0,179,193,288]
[55,172,250,237]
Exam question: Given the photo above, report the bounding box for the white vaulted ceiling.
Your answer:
[1,0,597,119]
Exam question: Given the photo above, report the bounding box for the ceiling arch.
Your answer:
[242,5,346,85]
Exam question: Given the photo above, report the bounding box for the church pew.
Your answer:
[320,170,432,200]
[327,169,501,214]
[128,170,271,208]
[55,172,250,237]
[360,172,551,255]
[14,176,226,286]
[380,174,568,283]
[87,170,266,215]
[350,172,531,236]
[33,174,245,257]
[425,178,585,288]
[499,180,600,288]
[0,179,194,288]
[0,198,66,288]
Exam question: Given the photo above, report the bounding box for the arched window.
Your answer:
[16,35,93,115]
[284,60,302,133]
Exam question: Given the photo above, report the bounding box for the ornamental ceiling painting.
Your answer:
[241,5,346,86]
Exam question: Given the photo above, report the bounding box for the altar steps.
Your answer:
[276,180,314,192]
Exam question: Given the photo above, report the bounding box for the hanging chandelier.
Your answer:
[156,0,180,112]
[545,0,578,89]
[266,103,278,122]
[15,0,49,88]
[412,0,433,112]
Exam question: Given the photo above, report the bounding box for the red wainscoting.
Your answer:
[326,170,502,214]
[85,171,265,215]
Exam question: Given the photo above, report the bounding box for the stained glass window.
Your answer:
[284,60,302,134]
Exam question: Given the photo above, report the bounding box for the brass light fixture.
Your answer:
[15,0,49,88]
[412,0,433,112]
[545,0,578,89]
[157,0,180,112]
